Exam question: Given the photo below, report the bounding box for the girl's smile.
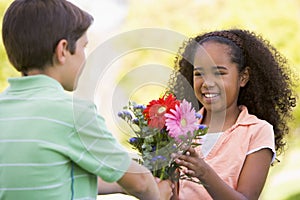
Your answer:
[201,92,221,104]
[193,41,247,114]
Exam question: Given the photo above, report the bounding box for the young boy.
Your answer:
[0,0,172,199]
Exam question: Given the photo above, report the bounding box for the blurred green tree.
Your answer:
[0,0,18,91]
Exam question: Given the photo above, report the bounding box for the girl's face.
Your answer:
[193,41,247,113]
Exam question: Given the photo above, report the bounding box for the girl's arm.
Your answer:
[175,147,272,200]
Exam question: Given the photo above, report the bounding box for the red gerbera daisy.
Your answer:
[143,93,180,129]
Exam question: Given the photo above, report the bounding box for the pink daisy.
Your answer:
[165,99,198,141]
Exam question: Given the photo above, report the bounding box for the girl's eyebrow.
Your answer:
[194,65,228,70]
[215,65,228,70]
[194,66,202,71]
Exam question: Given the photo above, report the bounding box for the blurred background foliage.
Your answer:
[0,0,299,199]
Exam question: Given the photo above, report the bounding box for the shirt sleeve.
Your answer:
[247,121,276,163]
[69,101,131,182]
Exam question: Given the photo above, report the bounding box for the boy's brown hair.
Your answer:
[2,0,93,74]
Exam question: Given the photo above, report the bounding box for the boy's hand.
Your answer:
[155,178,174,200]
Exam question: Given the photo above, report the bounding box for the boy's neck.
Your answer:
[23,67,62,87]
[23,69,46,76]
[23,65,59,78]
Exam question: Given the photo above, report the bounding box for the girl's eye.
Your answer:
[194,71,203,77]
[214,71,225,76]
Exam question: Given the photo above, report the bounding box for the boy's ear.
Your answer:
[54,39,68,65]
[239,66,250,87]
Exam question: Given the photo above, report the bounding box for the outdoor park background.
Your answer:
[0,0,299,199]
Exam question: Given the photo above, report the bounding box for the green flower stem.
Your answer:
[160,166,165,180]
[154,135,159,177]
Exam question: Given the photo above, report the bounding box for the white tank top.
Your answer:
[201,132,223,157]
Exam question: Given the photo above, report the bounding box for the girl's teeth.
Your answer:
[204,94,218,98]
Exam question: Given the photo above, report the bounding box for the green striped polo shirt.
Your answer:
[0,75,131,200]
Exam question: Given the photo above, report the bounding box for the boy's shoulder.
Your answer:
[1,74,98,120]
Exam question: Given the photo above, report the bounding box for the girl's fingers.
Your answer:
[176,155,190,162]
[188,147,196,155]
[175,158,195,169]
[183,169,196,176]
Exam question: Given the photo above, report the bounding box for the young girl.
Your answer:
[168,29,296,199]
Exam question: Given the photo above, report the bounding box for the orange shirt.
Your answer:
[178,106,275,200]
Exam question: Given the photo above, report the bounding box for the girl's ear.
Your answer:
[239,66,250,87]
[54,39,68,65]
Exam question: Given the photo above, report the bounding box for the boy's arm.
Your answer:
[98,161,174,200]
[98,177,124,194]
[116,160,160,200]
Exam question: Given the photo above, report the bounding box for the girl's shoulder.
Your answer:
[237,105,272,128]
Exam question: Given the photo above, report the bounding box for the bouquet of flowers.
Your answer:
[118,93,207,181]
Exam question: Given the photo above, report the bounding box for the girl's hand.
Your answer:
[175,147,273,200]
[174,147,208,179]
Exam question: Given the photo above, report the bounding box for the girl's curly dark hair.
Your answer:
[167,29,297,156]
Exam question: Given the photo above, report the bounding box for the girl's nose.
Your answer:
[202,78,216,88]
